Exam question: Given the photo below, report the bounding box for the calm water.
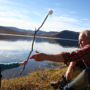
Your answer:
[0,37,79,79]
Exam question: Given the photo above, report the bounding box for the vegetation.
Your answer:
[1,66,67,90]
[1,65,89,90]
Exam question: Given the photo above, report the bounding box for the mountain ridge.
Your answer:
[0,26,79,40]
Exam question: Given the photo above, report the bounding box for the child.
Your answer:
[0,60,27,72]
[0,60,27,87]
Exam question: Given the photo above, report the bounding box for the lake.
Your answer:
[0,36,79,79]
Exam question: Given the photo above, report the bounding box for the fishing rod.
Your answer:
[20,10,53,75]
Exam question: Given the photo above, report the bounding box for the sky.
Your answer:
[0,0,90,32]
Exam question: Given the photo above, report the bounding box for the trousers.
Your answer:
[64,67,90,90]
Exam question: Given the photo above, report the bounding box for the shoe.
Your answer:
[64,87,75,90]
[51,76,68,90]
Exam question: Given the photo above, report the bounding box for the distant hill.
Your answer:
[0,26,79,40]
[0,26,58,36]
[0,26,29,35]
[53,30,79,40]
[0,26,48,36]
[6,26,34,33]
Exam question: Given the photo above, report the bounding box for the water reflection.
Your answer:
[0,35,79,47]
[0,37,79,79]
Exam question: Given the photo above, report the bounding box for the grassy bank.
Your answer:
[1,66,88,90]
[1,67,67,90]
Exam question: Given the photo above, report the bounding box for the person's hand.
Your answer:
[19,60,28,65]
[30,53,47,61]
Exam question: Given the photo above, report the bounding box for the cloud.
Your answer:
[0,16,39,30]
[41,15,78,31]
[0,11,23,18]
[0,0,90,32]
[0,0,20,5]
[0,0,43,30]
[41,15,90,32]
[0,13,90,32]
[50,16,78,23]
[0,0,7,2]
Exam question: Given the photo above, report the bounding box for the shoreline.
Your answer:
[0,33,78,41]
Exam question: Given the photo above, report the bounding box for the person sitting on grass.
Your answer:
[50,61,86,90]
[30,30,90,90]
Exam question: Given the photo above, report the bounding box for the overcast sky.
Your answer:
[0,0,90,32]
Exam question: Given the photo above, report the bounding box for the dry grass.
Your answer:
[1,67,67,90]
[0,66,89,90]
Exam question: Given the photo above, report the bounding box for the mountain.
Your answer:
[6,27,33,33]
[0,26,79,40]
[0,26,29,35]
[53,30,79,40]
[0,26,58,36]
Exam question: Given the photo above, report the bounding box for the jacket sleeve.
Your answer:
[61,45,90,62]
[0,62,20,71]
